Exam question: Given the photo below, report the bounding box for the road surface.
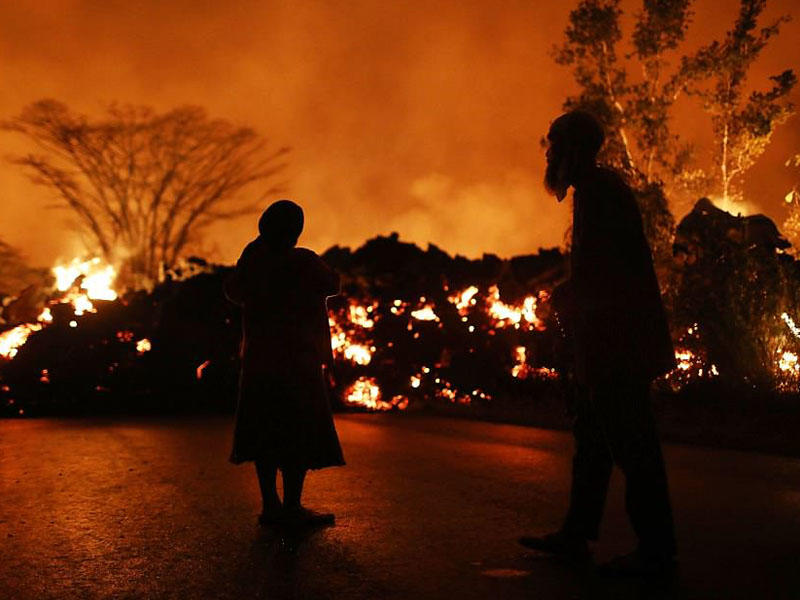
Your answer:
[1,414,799,599]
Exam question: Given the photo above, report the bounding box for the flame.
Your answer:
[343,341,373,365]
[675,350,694,371]
[782,313,800,339]
[435,379,472,404]
[511,346,528,378]
[392,395,410,410]
[67,292,95,316]
[37,307,53,323]
[196,359,211,379]
[53,257,117,300]
[411,305,439,321]
[449,285,479,314]
[779,350,799,373]
[51,257,119,317]
[344,377,390,411]
[0,323,43,359]
[511,345,558,380]
[348,302,376,328]
[487,285,543,330]
[136,338,152,354]
[343,377,409,411]
[329,304,375,365]
[449,285,546,331]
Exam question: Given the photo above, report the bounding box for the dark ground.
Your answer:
[1,414,799,599]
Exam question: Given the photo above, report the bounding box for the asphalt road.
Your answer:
[1,414,799,600]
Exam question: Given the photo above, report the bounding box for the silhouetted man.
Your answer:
[225,200,344,529]
[520,111,677,575]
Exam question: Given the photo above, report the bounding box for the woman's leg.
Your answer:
[255,459,281,514]
[281,468,307,509]
[281,468,335,526]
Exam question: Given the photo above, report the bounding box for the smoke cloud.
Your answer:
[0,0,797,267]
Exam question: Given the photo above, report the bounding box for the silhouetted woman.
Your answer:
[225,200,344,528]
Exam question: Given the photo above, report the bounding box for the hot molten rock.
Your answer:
[0,257,120,359]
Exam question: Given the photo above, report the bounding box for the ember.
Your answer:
[663,325,720,389]
[196,359,211,379]
[511,346,558,380]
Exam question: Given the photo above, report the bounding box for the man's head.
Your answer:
[258,199,304,249]
[544,110,605,201]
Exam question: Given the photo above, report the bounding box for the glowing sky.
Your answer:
[0,0,798,266]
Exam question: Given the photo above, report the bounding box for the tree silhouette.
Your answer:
[0,237,39,297]
[553,0,692,184]
[679,0,796,201]
[782,153,800,249]
[3,100,289,287]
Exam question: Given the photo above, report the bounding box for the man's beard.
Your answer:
[544,158,569,202]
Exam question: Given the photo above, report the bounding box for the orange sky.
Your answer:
[1,0,798,267]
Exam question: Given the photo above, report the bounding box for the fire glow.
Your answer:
[5,256,798,415]
[344,377,408,411]
[0,257,121,360]
[0,323,43,359]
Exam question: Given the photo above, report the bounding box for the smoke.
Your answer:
[0,0,798,267]
[384,172,568,257]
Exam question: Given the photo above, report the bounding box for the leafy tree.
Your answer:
[781,153,800,249]
[553,0,692,267]
[553,0,635,173]
[553,0,693,185]
[629,0,693,182]
[3,101,289,287]
[554,0,797,267]
[679,0,796,201]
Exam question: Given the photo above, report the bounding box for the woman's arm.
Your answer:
[224,241,259,305]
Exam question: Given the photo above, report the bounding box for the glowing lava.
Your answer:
[0,323,43,359]
[344,376,407,411]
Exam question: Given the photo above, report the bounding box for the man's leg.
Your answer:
[596,381,676,561]
[520,386,612,557]
[561,385,615,541]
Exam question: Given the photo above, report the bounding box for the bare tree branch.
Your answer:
[2,100,290,287]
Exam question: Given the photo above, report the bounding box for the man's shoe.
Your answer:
[518,531,591,560]
[597,550,676,577]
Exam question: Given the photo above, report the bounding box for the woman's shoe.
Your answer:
[257,504,284,528]
[258,513,283,528]
[283,506,335,528]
